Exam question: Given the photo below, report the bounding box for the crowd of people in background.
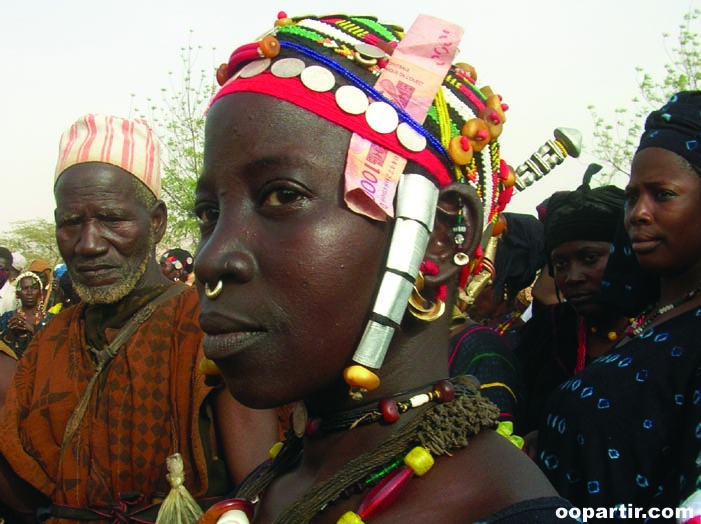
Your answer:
[1,10,701,524]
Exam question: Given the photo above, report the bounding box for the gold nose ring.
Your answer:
[204,280,223,300]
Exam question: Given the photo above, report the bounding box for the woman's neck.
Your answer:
[20,304,38,318]
[658,266,701,306]
[584,308,630,337]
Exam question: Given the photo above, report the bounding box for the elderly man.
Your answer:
[0,114,278,523]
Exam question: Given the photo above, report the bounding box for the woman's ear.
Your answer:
[423,182,483,287]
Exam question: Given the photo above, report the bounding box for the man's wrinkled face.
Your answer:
[54,164,154,304]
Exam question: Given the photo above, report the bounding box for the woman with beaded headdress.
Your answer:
[194,12,577,524]
[0,271,51,361]
[536,91,701,517]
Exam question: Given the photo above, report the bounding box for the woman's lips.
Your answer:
[630,238,660,254]
[202,331,264,360]
[564,293,593,305]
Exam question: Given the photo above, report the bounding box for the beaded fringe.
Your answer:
[237,376,499,523]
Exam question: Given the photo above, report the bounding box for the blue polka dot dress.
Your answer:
[537,306,701,513]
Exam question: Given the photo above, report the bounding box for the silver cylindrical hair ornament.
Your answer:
[350,173,439,375]
[352,321,396,369]
[385,218,430,278]
[371,271,416,324]
[395,174,439,227]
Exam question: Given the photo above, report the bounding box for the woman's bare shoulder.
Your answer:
[370,429,562,523]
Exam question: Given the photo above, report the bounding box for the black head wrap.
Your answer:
[0,247,13,264]
[542,164,625,267]
[492,212,545,299]
[596,92,701,317]
[636,90,701,171]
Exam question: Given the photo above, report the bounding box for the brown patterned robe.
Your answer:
[0,284,223,522]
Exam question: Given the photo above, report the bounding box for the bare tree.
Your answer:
[133,30,218,250]
[588,9,701,181]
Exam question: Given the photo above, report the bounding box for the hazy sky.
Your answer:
[1,0,697,232]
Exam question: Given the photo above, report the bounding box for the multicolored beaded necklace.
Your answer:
[494,309,522,336]
[625,282,701,338]
[198,376,499,524]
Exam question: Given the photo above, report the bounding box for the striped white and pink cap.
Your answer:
[54,114,161,198]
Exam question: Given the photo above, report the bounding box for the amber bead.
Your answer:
[344,365,380,391]
[215,63,229,87]
[448,135,473,166]
[259,35,281,58]
[502,164,517,188]
[491,214,507,236]
[379,397,400,423]
[461,118,490,152]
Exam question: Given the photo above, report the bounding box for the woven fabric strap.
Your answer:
[59,284,188,455]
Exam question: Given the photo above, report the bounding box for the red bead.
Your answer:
[433,380,455,403]
[379,397,400,423]
[198,498,254,524]
[306,416,323,437]
[358,465,413,519]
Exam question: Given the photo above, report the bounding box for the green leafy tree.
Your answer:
[588,9,701,181]
[133,31,218,251]
[0,219,60,267]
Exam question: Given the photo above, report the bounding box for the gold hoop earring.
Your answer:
[204,280,223,300]
[407,272,445,322]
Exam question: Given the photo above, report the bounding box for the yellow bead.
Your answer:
[198,357,220,376]
[337,511,365,524]
[404,446,434,477]
[269,441,284,459]
[343,365,380,391]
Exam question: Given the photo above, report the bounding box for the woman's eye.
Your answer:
[655,189,675,201]
[261,188,304,207]
[194,206,219,224]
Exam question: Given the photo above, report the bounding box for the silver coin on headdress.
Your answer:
[396,122,427,152]
[365,102,399,134]
[335,85,369,115]
[271,58,306,79]
[355,43,387,59]
[239,58,271,78]
[300,65,336,93]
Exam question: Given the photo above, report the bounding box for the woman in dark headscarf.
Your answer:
[537,91,701,515]
[513,164,629,438]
